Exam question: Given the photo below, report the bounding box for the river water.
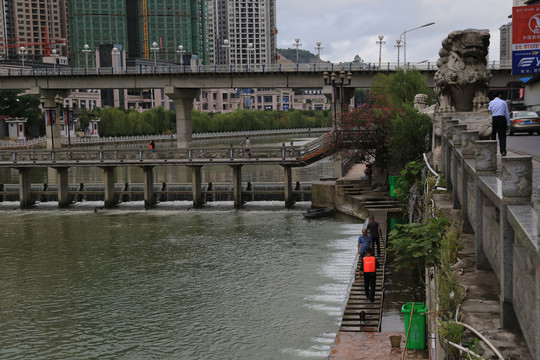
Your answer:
[0,206,362,359]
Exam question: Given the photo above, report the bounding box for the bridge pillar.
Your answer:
[322,85,355,128]
[190,165,204,208]
[56,167,70,208]
[164,86,201,149]
[283,165,294,208]
[142,166,156,209]
[231,165,243,209]
[103,166,118,208]
[18,168,34,208]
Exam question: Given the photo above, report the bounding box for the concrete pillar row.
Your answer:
[142,166,156,209]
[103,166,118,208]
[56,167,70,208]
[231,165,243,209]
[474,140,498,174]
[164,86,201,149]
[18,168,34,209]
[190,165,204,208]
[283,165,294,208]
[461,130,480,159]
[501,156,533,200]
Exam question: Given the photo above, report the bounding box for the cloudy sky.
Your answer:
[276,0,513,64]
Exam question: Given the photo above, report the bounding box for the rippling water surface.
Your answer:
[0,207,362,359]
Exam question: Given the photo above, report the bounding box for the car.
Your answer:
[508,111,540,135]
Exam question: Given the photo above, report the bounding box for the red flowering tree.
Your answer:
[334,92,401,166]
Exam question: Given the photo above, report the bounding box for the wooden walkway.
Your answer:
[340,212,388,332]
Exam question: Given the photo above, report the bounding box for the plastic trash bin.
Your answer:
[388,175,400,197]
[401,302,427,349]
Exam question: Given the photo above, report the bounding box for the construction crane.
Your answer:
[143,0,149,59]
[0,26,66,56]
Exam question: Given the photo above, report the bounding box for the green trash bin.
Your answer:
[401,302,427,349]
[388,175,400,198]
[390,217,407,231]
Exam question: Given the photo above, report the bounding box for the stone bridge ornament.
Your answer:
[434,30,492,113]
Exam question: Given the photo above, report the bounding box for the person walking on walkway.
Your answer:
[357,228,372,259]
[488,93,510,156]
[366,215,383,256]
[245,136,251,158]
[360,248,379,302]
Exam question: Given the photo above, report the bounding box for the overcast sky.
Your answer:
[276,0,513,65]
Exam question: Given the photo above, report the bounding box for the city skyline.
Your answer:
[276,0,513,64]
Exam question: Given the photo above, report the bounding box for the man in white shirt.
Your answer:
[488,93,510,156]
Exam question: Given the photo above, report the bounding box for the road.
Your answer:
[507,134,540,160]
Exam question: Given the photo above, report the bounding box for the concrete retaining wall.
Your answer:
[440,116,539,359]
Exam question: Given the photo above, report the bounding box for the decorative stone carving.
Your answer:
[474,140,497,173]
[501,157,533,198]
[414,94,429,110]
[434,30,492,113]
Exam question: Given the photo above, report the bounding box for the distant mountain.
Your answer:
[277,48,326,64]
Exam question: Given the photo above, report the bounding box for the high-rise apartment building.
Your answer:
[499,22,512,62]
[67,0,208,67]
[208,0,277,66]
[0,0,67,62]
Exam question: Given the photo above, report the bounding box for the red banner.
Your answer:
[512,5,540,47]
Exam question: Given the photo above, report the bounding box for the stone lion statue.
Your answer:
[434,30,492,113]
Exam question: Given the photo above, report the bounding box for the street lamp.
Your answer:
[40,95,58,151]
[177,45,185,66]
[323,69,352,129]
[82,44,92,69]
[19,46,26,67]
[151,41,159,68]
[395,39,403,68]
[400,22,435,67]
[376,35,385,69]
[293,38,302,63]
[246,43,254,67]
[221,39,231,67]
[51,49,59,70]
[314,41,323,60]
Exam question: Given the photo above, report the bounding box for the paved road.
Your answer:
[507,134,540,160]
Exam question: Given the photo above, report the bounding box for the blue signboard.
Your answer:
[512,50,540,75]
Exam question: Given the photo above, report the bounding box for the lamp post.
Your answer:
[40,95,57,151]
[376,35,385,69]
[314,41,323,61]
[395,39,403,68]
[400,22,435,67]
[246,43,254,67]
[82,44,91,69]
[151,41,159,68]
[221,39,231,67]
[51,49,59,70]
[323,69,352,130]
[177,45,185,66]
[293,38,302,63]
[19,46,26,67]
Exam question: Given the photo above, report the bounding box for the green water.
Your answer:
[0,208,362,359]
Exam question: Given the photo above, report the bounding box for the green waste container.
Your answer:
[390,217,407,231]
[388,175,400,198]
[401,302,427,349]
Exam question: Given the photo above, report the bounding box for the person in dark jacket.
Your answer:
[366,215,383,256]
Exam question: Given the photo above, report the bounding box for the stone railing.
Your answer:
[440,116,539,359]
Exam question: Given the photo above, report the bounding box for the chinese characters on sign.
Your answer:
[512,5,540,75]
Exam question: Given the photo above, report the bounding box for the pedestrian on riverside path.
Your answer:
[357,228,372,259]
[245,136,251,158]
[488,93,510,156]
[360,248,379,302]
[149,140,155,151]
[366,215,383,256]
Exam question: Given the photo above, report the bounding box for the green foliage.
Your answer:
[387,216,451,274]
[439,321,465,359]
[393,160,424,203]
[388,105,432,166]
[277,48,321,63]
[371,68,433,107]
[0,90,43,136]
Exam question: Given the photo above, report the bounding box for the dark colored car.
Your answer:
[508,111,540,135]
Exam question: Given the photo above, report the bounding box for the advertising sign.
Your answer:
[512,5,540,75]
[45,109,56,126]
[64,109,74,126]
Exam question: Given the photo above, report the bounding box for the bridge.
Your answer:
[0,62,515,149]
[0,134,339,210]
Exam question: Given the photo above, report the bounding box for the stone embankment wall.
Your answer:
[439,115,539,359]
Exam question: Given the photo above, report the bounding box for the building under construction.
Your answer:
[67,0,209,68]
[0,0,68,62]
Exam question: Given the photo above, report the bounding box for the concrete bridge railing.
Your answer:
[441,116,539,359]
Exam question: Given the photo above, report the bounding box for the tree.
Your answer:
[388,104,432,165]
[0,90,43,136]
[371,68,433,108]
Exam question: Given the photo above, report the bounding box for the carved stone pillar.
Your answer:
[461,130,479,159]
[474,140,497,174]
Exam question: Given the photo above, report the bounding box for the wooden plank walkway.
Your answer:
[340,212,388,333]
